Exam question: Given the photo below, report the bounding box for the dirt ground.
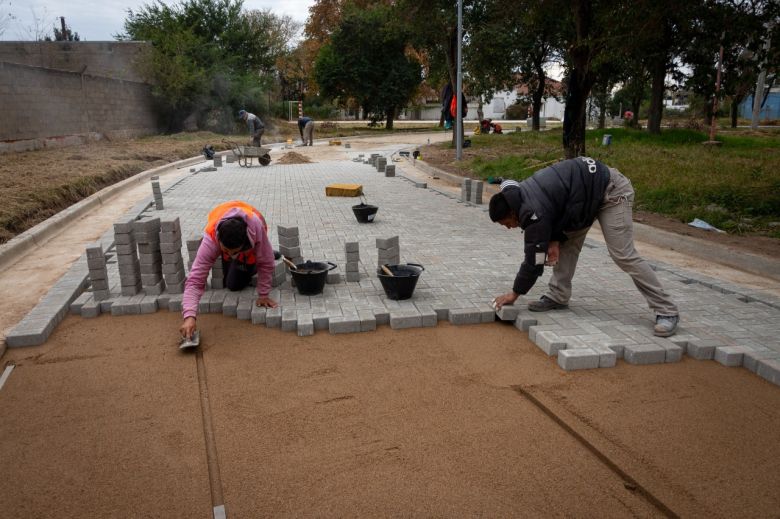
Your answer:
[1,313,778,517]
[419,143,780,261]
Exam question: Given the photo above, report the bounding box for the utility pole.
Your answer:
[455,0,463,161]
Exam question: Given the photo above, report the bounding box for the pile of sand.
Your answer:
[275,152,313,165]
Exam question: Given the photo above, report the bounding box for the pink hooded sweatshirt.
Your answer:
[182,207,274,319]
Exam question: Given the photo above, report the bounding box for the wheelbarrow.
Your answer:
[223,139,272,167]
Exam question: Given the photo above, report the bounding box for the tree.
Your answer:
[45,17,80,41]
[120,0,295,131]
[314,5,421,128]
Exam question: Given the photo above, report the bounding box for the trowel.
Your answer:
[179,330,200,350]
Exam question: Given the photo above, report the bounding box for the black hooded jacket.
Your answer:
[503,157,611,295]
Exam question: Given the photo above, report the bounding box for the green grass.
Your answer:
[450,127,780,238]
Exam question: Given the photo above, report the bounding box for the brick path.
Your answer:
[7,154,780,384]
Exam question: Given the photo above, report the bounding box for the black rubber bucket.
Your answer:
[352,203,378,223]
[377,263,425,300]
[290,261,337,295]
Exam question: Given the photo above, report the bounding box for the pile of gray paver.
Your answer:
[4,156,779,387]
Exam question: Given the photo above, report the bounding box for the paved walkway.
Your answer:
[6,151,780,385]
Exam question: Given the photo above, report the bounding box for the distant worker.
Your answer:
[298,116,315,146]
[489,157,680,337]
[180,200,279,341]
[238,109,265,146]
[479,119,492,134]
[490,121,503,134]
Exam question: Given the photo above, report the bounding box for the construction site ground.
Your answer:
[0,131,778,517]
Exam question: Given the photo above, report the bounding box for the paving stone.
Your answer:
[265,307,282,328]
[376,236,399,250]
[167,295,183,312]
[373,309,390,326]
[251,304,266,325]
[624,344,667,365]
[448,308,481,325]
[139,296,158,314]
[313,313,330,331]
[222,292,238,317]
[329,315,361,334]
[514,317,538,332]
[281,308,298,332]
[80,297,101,318]
[237,299,253,320]
[686,339,722,360]
[743,349,780,373]
[756,359,780,385]
[277,226,299,238]
[297,314,314,336]
[479,306,495,323]
[358,310,377,332]
[534,331,567,356]
[558,348,600,370]
[714,346,751,367]
[496,305,520,321]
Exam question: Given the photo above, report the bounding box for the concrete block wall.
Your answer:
[0,49,159,152]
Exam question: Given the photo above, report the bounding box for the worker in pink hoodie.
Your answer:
[180,200,278,340]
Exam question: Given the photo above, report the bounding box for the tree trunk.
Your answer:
[647,54,666,134]
[532,59,546,131]
[730,96,741,128]
[630,95,642,128]
[385,106,395,129]
[477,99,484,122]
[597,83,607,129]
[563,0,594,158]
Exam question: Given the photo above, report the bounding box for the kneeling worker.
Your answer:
[489,157,680,337]
[180,200,279,340]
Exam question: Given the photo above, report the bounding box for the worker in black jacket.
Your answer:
[489,157,679,337]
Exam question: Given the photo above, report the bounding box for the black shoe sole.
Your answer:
[527,303,568,312]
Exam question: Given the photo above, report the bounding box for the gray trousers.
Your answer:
[545,168,679,317]
[303,121,314,145]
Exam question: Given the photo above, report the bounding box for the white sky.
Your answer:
[2,0,315,41]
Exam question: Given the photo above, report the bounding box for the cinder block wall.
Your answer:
[0,42,160,152]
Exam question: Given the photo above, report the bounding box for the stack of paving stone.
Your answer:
[376,156,387,173]
[226,153,236,163]
[345,241,360,282]
[278,226,303,266]
[461,178,472,202]
[214,154,222,167]
[160,218,185,294]
[272,259,286,287]
[385,164,396,177]
[151,177,164,210]
[85,243,110,302]
[376,236,400,268]
[114,217,142,296]
[470,180,484,204]
[210,260,224,289]
[186,235,203,270]
[133,217,165,295]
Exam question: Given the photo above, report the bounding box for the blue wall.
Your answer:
[739,92,780,121]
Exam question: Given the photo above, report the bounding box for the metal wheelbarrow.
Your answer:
[223,139,272,167]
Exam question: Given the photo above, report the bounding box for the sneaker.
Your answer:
[528,295,568,312]
[653,315,679,337]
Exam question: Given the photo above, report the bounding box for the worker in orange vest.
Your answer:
[180,200,279,340]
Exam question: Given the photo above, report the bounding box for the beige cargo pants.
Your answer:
[303,121,314,145]
[545,168,679,317]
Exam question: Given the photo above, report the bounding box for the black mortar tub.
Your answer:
[377,263,425,300]
[352,203,379,223]
[290,260,337,295]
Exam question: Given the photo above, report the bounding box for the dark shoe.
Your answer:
[653,315,679,337]
[528,295,568,312]
[273,250,281,260]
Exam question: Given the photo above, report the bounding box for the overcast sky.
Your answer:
[3,0,315,41]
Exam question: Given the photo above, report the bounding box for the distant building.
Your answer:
[738,86,780,121]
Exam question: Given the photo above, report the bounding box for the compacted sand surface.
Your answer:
[1,312,778,517]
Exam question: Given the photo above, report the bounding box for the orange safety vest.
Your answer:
[204,200,267,264]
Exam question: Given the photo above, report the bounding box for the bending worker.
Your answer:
[298,116,314,146]
[180,200,279,340]
[238,109,265,146]
[489,157,680,337]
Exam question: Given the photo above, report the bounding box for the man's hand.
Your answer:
[492,292,519,310]
[180,317,197,340]
[546,241,560,266]
[256,296,278,308]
